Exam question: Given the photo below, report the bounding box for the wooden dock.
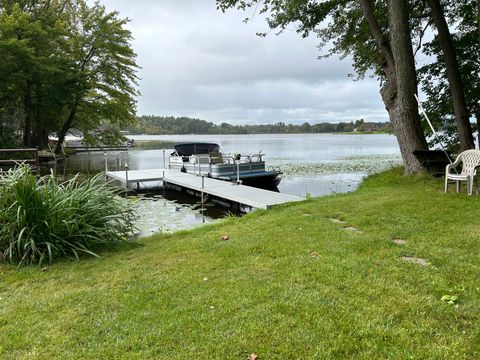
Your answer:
[0,148,39,172]
[105,169,303,209]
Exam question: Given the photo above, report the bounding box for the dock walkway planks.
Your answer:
[105,169,303,209]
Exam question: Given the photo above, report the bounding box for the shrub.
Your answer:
[0,165,136,266]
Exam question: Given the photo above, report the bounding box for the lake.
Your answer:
[58,133,401,235]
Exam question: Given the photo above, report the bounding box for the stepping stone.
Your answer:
[393,239,407,245]
[401,256,429,266]
[328,218,346,224]
[343,226,361,232]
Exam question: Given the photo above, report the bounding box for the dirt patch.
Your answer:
[393,239,407,245]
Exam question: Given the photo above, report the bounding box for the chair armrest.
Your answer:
[446,163,455,173]
[446,158,462,173]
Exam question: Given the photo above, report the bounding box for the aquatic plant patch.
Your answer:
[130,195,216,236]
[275,154,402,177]
[0,165,136,266]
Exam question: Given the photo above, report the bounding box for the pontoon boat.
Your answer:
[169,143,282,188]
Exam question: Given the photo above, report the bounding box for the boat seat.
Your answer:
[210,151,224,164]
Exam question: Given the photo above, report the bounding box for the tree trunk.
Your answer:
[34,102,48,150]
[359,0,427,173]
[387,0,428,173]
[383,85,429,173]
[40,129,48,150]
[426,0,475,151]
[22,82,33,147]
[55,97,80,154]
[32,81,49,150]
[35,123,49,150]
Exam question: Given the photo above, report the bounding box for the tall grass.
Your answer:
[0,165,136,266]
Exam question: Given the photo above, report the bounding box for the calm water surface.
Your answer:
[58,134,401,235]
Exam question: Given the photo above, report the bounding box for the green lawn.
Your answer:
[1,168,480,359]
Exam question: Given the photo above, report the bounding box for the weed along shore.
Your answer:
[1,168,480,358]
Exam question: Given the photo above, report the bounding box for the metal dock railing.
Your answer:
[105,168,304,210]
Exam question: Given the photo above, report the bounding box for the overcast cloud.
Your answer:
[99,0,387,124]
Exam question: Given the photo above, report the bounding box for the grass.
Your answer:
[1,168,480,359]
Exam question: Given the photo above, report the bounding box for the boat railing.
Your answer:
[246,153,264,162]
[186,151,267,182]
[189,154,241,183]
[189,155,211,176]
[183,152,265,167]
[222,152,264,164]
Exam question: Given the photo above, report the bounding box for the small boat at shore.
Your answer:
[169,143,282,188]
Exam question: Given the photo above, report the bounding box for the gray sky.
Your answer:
[99,0,387,124]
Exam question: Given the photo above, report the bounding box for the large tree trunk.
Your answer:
[426,0,475,151]
[22,82,33,147]
[359,0,427,173]
[34,102,48,150]
[387,0,428,173]
[32,81,49,150]
[383,86,429,173]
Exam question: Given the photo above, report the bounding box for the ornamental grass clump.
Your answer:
[0,165,136,266]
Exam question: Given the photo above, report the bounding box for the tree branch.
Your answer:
[414,19,432,57]
[358,0,395,72]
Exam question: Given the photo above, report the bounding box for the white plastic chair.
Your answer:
[444,149,480,195]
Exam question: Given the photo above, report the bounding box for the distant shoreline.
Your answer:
[130,131,392,137]
[127,116,392,136]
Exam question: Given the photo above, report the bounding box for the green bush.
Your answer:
[0,165,136,266]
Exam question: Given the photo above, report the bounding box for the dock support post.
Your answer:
[163,169,166,194]
[201,175,206,223]
[201,175,205,208]
[236,161,240,184]
[124,164,129,194]
[163,150,166,169]
[104,152,108,182]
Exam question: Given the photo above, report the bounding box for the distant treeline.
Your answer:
[128,116,392,135]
